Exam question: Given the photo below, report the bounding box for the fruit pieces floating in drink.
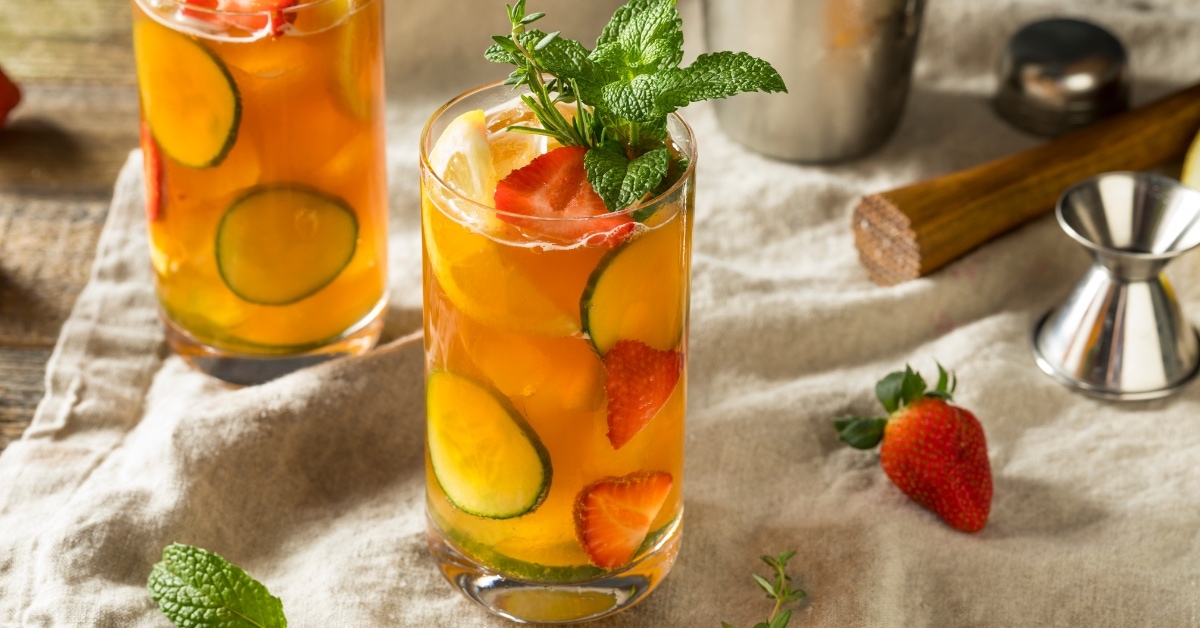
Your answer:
[422,0,785,605]
[131,0,388,353]
[423,98,691,575]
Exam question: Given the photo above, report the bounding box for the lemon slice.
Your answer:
[423,109,580,336]
[489,129,545,180]
[429,109,498,207]
[421,194,581,337]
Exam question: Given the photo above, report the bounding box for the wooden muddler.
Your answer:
[853,81,1200,286]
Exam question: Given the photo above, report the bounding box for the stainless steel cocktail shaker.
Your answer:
[705,0,925,162]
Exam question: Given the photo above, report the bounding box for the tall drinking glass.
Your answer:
[419,82,695,623]
[131,0,389,384]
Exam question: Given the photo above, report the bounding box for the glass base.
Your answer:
[161,303,385,385]
[427,513,682,624]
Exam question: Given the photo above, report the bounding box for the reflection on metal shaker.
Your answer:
[704,0,925,162]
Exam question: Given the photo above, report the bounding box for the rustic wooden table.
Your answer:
[0,0,138,451]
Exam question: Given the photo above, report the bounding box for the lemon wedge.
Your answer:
[428,109,498,207]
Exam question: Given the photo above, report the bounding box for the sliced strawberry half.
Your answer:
[0,65,20,128]
[180,0,298,36]
[574,471,673,569]
[604,339,681,450]
[139,120,163,222]
[493,145,633,247]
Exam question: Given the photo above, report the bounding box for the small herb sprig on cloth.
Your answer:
[148,543,288,628]
[486,0,786,211]
[722,550,807,628]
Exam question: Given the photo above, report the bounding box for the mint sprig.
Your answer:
[148,543,287,628]
[488,0,786,211]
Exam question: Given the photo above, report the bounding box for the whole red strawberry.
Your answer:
[0,65,21,128]
[835,364,992,533]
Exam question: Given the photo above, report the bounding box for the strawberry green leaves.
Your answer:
[838,364,958,448]
[833,416,887,449]
[874,363,954,413]
[487,0,786,211]
[148,543,288,628]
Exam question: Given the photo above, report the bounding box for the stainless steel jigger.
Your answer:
[1033,172,1200,400]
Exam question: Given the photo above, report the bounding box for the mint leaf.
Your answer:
[593,0,682,74]
[584,144,669,211]
[598,52,787,123]
[530,37,616,96]
[596,76,660,123]
[148,543,287,628]
[656,51,787,109]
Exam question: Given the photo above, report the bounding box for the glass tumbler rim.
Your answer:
[419,80,697,226]
[150,0,367,17]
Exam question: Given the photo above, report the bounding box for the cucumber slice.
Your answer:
[427,371,552,520]
[432,514,604,583]
[133,20,240,168]
[216,185,358,306]
[580,219,685,355]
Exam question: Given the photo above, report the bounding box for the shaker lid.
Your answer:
[994,18,1129,137]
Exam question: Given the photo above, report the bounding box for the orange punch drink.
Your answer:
[420,83,695,623]
[131,0,388,384]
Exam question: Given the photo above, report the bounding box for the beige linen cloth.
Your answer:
[4,0,1200,625]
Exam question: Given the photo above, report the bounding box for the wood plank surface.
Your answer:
[0,0,134,85]
[0,0,138,452]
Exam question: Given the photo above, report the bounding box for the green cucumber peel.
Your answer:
[432,511,676,584]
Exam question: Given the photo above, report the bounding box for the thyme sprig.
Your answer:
[722,550,807,628]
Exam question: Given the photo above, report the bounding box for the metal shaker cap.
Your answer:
[994,18,1129,136]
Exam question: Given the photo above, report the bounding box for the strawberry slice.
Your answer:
[0,65,20,128]
[494,145,633,246]
[139,121,163,222]
[574,471,673,569]
[180,0,298,36]
[604,339,681,450]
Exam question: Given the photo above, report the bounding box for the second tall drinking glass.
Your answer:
[420,83,696,623]
[131,0,389,384]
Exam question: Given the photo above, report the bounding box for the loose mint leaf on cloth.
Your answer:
[584,143,670,211]
[148,543,287,628]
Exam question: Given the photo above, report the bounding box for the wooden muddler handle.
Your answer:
[853,81,1200,286]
